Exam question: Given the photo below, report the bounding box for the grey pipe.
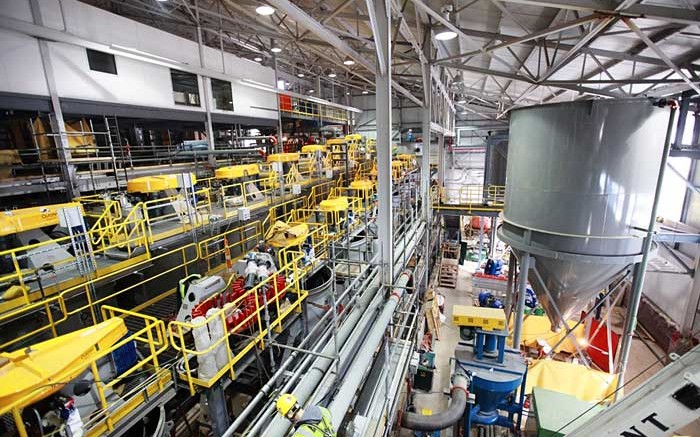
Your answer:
[255,221,425,436]
[222,255,380,436]
[401,373,470,431]
[246,277,384,436]
[326,269,413,428]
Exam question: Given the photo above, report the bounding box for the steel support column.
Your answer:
[375,0,393,285]
[195,1,216,165]
[421,51,432,221]
[512,252,531,348]
[29,0,77,198]
[437,133,445,187]
[274,55,284,153]
[206,382,230,436]
[616,104,676,400]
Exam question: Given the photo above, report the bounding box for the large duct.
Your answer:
[499,99,670,331]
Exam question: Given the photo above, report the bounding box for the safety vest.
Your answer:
[293,406,335,437]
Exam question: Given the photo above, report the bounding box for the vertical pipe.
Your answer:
[375,0,393,285]
[512,252,530,348]
[616,104,677,399]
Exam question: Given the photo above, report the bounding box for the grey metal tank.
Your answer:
[499,99,670,331]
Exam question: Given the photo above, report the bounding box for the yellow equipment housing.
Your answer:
[215,164,260,179]
[0,318,127,414]
[349,179,374,191]
[0,202,84,237]
[452,305,507,332]
[127,173,197,193]
[319,197,349,212]
[267,153,300,163]
[397,153,414,161]
[300,144,327,153]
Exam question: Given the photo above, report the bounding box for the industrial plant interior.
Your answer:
[4,0,700,436]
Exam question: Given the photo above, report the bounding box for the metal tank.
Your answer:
[499,99,670,331]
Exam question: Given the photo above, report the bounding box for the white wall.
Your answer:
[0,0,278,120]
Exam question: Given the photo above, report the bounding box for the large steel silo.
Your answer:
[499,99,670,331]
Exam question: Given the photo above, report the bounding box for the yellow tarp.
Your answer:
[509,314,585,354]
[526,359,618,403]
[265,220,309,248]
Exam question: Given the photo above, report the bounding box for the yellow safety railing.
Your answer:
[82,305,171,436]
[143,188,212,244]
[168,252,307,394]
[198,221,263,274]
[220,176,273,219]
[0,242,197,351]
[0,213,150,314]
[431,184,506,211]
[276,223,330,270]
[3,306,170,437]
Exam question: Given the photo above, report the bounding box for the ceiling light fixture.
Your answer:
[435,28,457,41]
[328,70,337,78]
[297,72,305,78]
[343,57,355,66]
[362,89,369,95]
[456,97,467,104]
[270,39,281,53]
[254,56,263,62]
[255,4,275,15]
[434,5,458,41]
[309,89,315,94]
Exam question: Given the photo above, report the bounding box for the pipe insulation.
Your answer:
[326,269,413,428]
[255,220,425,436]
[400,373,470,431]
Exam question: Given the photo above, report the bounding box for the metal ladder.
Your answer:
[104,115,129,188]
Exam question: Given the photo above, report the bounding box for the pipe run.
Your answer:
[256,220,425,436]
[326,269,413,428]
[401,373,470,431]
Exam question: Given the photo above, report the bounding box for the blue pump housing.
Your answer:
[455,330,528,431]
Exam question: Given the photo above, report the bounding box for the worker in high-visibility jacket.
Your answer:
[276,393,336,437]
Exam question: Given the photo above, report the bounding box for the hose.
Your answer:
[401,373,470,432]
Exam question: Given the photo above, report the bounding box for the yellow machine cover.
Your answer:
[349,180,374,191]
[215,164,260,179]
[525,359,619,402]
[301,145,327,153]
[267,153,300,163]
[127,173,196,193]
[0,202,83,237]
[451,305,506,331]
[0,318,127,414]
[320,197,349,212]
[265,220,310,248]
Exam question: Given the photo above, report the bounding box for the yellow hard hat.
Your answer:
[276,393,299,419]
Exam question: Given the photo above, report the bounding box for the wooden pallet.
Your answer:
[424,289,441,339]
[439,258,458,288]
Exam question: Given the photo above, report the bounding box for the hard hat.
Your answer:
[276,393,299,419]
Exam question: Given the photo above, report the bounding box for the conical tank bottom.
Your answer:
[513,249,628,332]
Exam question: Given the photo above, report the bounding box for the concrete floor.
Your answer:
[405,260,698,437]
